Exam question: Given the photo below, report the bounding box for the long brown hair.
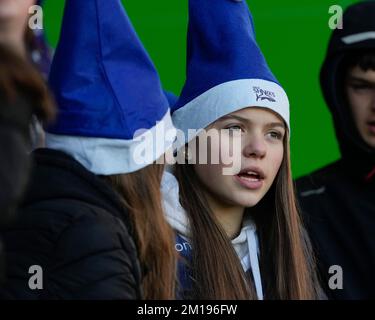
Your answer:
[0,44,55,122]
[104,163,177,299]
[175,132,323,300]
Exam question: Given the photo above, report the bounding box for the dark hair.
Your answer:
[175,133,323,299]
[0,44,55,122]
[343,49,375,73]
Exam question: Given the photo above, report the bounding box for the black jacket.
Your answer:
[0,148,142,299]
[0,94,33,284]
[296,2,375,300]
[297,160,374,300]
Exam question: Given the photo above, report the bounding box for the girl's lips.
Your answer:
[234,174,264,190]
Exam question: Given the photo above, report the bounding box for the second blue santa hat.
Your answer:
[46,0,176,175]
[172,0,290,145]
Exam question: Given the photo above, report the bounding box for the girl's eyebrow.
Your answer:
[218,115,285,130]
[265,122,286,130]
[218,114,250,123]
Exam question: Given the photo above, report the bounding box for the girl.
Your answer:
[0,0,54,281]
[0,0,53,148]
[0,44,54,283]
[0,0,177,299]
[162,0,324,300]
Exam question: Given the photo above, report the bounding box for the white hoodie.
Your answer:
[161,171,263,300]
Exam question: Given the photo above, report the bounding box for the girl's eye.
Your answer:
[267,131,283,140]
[226,125,243,132]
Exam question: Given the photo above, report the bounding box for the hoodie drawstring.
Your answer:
[246,228,263,300]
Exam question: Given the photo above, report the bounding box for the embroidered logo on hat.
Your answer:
[253,87,276,103]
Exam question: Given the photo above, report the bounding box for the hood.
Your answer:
[320,1,375,181]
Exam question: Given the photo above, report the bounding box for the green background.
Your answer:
[42,0,359,178]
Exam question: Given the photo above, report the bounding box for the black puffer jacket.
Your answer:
[0,94,32,284]
[0,148,142,299]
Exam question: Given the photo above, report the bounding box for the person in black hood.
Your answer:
[296,1,375,300]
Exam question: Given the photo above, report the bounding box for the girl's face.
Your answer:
[192,107,285,209]
[0,0,35,25]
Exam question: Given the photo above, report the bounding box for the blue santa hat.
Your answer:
[172,0,290,146]
[46,0,176,175]
[164,90,179,107]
